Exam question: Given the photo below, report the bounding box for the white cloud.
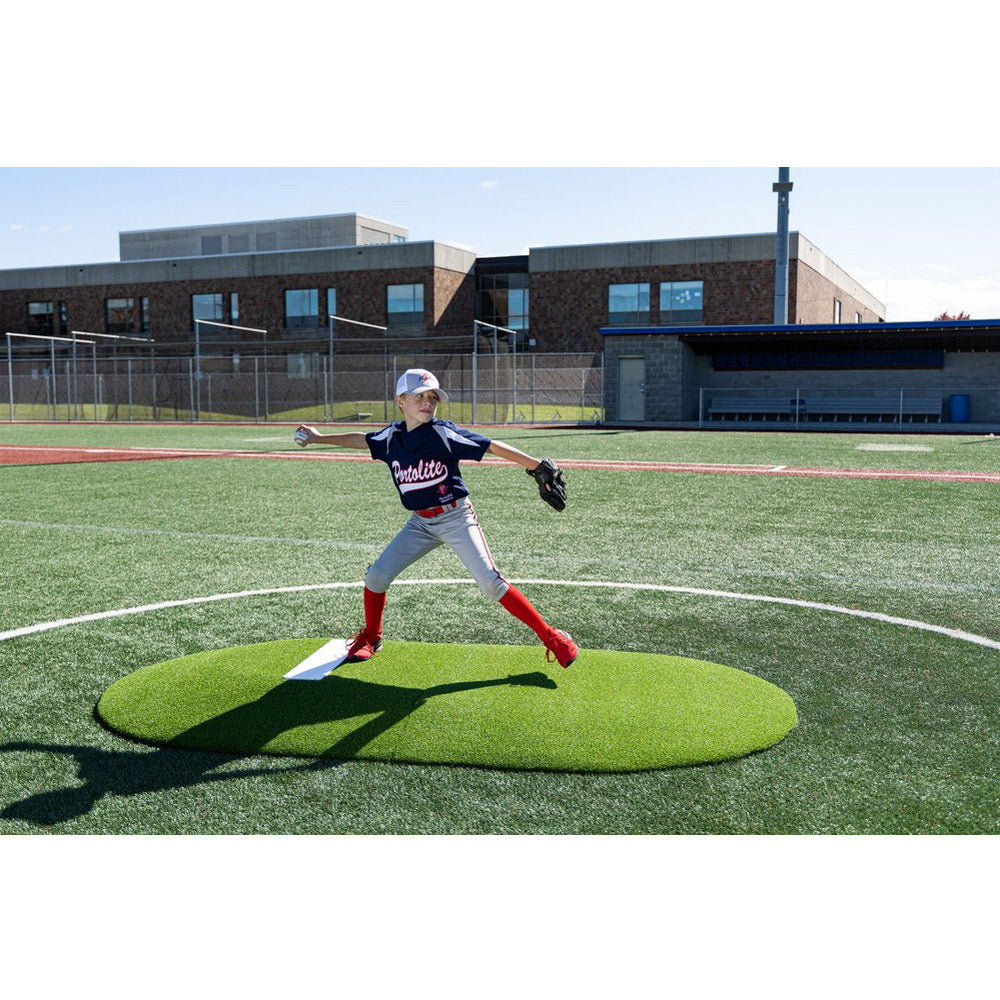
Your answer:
[10,223,26,230]
[883,274,1000,321]
[480,180,499,189]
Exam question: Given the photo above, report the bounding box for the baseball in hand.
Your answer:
[294,428,310,446]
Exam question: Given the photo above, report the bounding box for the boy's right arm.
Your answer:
[295,425,368,450]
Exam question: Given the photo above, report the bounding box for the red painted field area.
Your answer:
[2,443,999,483]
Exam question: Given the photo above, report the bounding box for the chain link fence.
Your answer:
[3,350,605,425]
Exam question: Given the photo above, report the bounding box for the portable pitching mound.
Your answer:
[96,639,797,772]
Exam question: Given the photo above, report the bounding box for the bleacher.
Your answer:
[707,394,943,423]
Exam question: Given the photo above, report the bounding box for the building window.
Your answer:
[201,235,223,255]
[608,283,650,325]
[834,299,842,323]
[477,273,529,331]
[855,312,862,323]
[140,297,151,333]
[58,301,69,335]
[192,294,224,331]
[27,301,54,334]
[230,293,240,325]
[658,280,703,324]
[285,288,320,328]
[257,232,277,251]
[387,283,424,326]
[509,287,529,330]
[228,234,249,254]
[105,297,136,334]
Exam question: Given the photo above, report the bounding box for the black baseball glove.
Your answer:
[527,457,567,512]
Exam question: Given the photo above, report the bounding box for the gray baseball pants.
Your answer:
[364,498,508,601]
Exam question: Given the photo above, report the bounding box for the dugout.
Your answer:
[601,318,1000,430]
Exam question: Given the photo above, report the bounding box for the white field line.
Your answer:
[3,516,993,595]
[2,578,998,653]
[0,518,372,551]
[5,444,999,482]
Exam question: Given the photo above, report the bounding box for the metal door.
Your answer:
[617,357,646,421]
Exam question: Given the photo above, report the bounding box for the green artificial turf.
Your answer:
[3,424,999,833]
[95,639,797,772]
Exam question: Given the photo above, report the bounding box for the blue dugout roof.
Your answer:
[601,318,1000,337]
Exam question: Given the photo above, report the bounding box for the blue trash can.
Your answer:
[948,394,971,423]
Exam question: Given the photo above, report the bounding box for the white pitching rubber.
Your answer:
[283,638,350,681]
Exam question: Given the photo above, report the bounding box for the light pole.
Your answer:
[473,320,516,424]
[71,331,155,422]
[7,332,96,421]
[192,320,267,421]
[328,315,388,422]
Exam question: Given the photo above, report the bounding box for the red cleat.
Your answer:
[346,630,383,662]
[543,628,578,668]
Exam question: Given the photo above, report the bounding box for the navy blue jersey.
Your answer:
[366,419,493,511]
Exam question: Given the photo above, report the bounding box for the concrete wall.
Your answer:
[119,213,409,261]
[791,235,884,318]
[602,334,688,422]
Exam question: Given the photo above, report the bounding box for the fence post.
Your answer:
[322,354,329,423]
[600,352,605,423]
[254,357,260,422]
[48,338,56,420]
[383,344,390,422]
[127,359,133,422]
[189,357,196,422]
[512,335,517,423]
[472,324,478,425]
[7,346,13,422]
[530,353,535,424]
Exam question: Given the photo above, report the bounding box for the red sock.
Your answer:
[499,585,551,640]
[364,587,386,638]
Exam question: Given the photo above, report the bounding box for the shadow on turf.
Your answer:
[0,670,557,827]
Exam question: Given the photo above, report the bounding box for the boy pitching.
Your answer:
[294,367,578,668]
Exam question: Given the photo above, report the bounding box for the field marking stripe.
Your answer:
[5,516,994,596]
[5,444,998,482]
[0,518,371,550]
[2,578,998,652]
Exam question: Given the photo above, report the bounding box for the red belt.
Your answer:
[415,501,459,518]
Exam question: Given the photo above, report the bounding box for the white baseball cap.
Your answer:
[394,367,449,402]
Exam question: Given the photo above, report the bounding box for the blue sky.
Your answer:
[2,166,999,322]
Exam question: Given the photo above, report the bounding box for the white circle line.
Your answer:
[1,578,998,652]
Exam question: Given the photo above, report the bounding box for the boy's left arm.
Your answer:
[487,439,541,471]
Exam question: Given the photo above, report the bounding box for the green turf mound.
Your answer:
[96,639,797,772]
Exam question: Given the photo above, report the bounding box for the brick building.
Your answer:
[0,215,883,359]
